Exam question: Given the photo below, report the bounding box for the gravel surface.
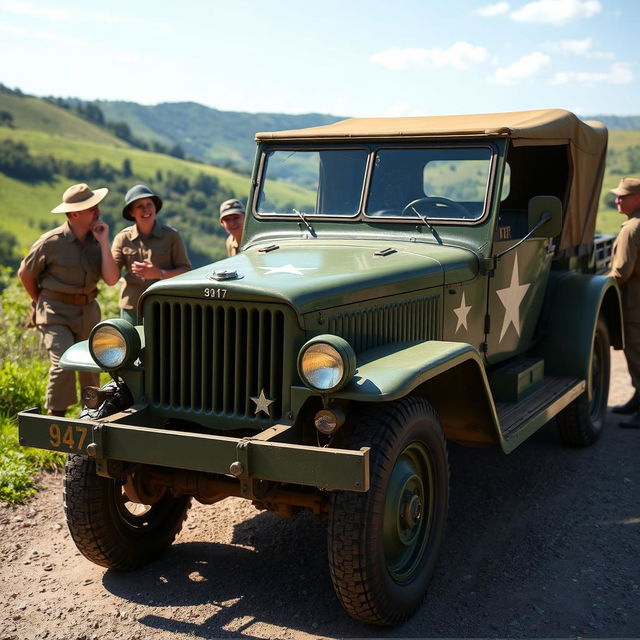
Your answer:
[1,348,639,640]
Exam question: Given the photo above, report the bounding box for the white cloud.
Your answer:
[551,62,633,85]
[371,42,489,71]
[475,2,510,16]
[0,1,167,30]
[511,0,601,26]
[0,23,87,46]
[488,52,550,85]
[544,37,614,59]
[558,37,592,55]
[1,1,71,21]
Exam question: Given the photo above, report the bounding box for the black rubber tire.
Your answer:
[327,396,449,626]
[64,455,191,570]
[556,315,611,446]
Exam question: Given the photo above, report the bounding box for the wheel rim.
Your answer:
[590,330,605,421]
[113,482,166,531]
[383,442,434,582]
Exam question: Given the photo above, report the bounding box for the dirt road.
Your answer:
[1,348,639,640]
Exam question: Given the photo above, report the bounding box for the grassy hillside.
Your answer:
[97,100,343,169]
[0,90,313,267]
[0,93,128,147]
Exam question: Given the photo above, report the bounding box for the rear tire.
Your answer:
[327,396,449,626]
[556,315,610,446]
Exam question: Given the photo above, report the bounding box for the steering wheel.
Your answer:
[401,196,469,218]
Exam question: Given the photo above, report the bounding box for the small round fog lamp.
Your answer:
[314,408,346,435]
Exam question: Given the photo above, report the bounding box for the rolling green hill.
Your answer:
[0,92,128,147]
[96,100,342,169]
[0,90,260,267]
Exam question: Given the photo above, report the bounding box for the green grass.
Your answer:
[0,415,63,503]
[0,270,120,504]
[0,93,128,147]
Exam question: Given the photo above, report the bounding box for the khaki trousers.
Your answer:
[37,300,100,413]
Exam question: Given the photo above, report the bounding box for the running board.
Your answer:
[496,376,585,453]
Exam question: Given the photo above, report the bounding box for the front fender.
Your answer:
[333,341,486,401]
[60,340,100,372]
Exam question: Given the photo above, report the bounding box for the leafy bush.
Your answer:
[0,416,63,503]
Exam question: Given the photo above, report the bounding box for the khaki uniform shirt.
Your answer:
[226,235,239,257]
[112,222,191,310]
[21,220,102,326]
[610,211,640,324]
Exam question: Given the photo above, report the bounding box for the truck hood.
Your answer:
[142,240,479,314]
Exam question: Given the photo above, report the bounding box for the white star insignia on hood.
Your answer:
[259,264,316,276]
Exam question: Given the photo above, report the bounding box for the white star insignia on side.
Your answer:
[259,264,316,276]
[250,389,275,417]
[496,255,530,342]
[453,291,472,333]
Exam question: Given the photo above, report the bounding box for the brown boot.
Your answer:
[611,394,639,414]
[619,412,640,429]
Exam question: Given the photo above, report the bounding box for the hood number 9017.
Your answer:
[204,288,228,299]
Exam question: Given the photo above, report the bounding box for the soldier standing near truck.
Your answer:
[17,183,120,416]
[112,184,191,324]
[609,177,640,428]
[219,198,245,256]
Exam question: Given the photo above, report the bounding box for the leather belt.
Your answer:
[41,289,97,306]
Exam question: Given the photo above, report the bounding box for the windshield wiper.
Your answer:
[293,208,316,237]
[408,206,442,244]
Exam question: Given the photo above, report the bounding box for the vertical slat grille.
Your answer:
[147,299,288,420]
[327,295,440,353]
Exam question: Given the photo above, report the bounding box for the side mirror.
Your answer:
[528,195,562,238]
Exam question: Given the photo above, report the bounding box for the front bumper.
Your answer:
[17,408,370,493]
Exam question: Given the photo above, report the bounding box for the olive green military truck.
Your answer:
[19,108,622,626]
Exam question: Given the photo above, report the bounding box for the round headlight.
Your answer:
[89,319,141,370]
[297,335,356,392]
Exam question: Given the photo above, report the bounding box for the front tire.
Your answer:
[328,397,449,626]
[64,455,191,570]
[556,315,610,446]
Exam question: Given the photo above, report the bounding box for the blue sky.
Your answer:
[0,0,637,117]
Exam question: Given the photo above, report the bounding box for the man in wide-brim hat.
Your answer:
[18,183,120,417]
[609,177,640,428]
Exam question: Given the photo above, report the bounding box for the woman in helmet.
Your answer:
[112,184,191,324]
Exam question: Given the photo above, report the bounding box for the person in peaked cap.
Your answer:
[219,198,245,257]
[609,177,640,428]
[18,183,120,417]
[111,184,191,325]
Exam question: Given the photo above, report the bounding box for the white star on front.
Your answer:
[259,264,316,276]
[496,255,531,342]
[453,291,472,333]
[250,389,275,417]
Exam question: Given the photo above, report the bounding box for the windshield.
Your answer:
[367,147,492,221]
[256,145,493,222]
[256,148,368,216]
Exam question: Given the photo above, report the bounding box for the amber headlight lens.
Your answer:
[89,320,141,370]
[298,335,356,392]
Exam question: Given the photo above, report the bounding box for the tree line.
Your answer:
[0,139,237,268]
